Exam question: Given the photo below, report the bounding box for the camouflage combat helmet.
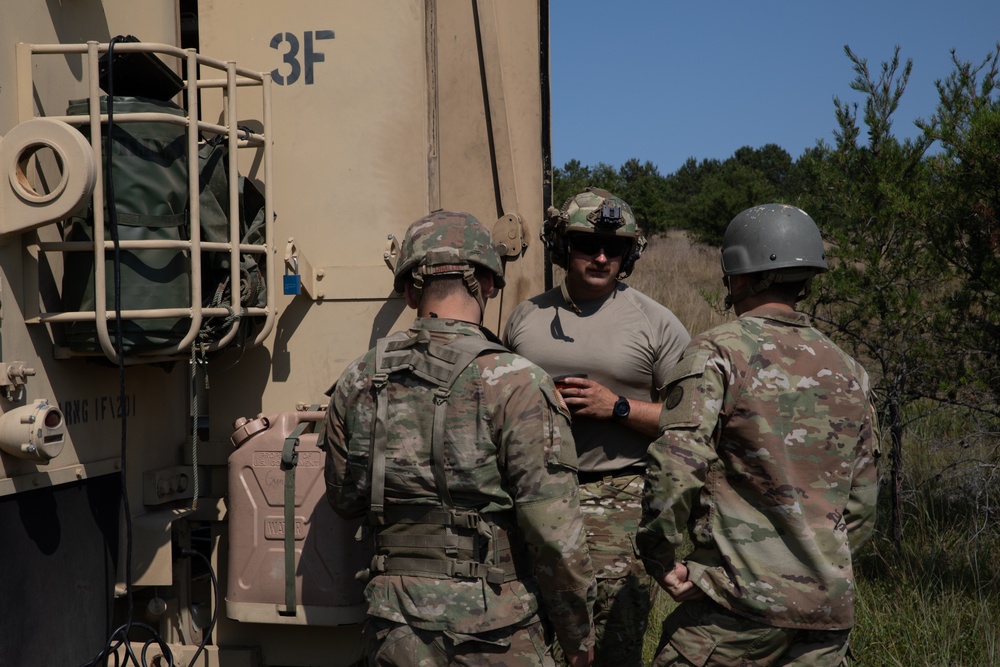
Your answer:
[392,210,505,296]
[541,187,647,279]
[721,203,828,308]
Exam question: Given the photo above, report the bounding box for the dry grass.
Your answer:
[626,230,732,337]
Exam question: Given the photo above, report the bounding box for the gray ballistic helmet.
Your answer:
[721,204,828,277]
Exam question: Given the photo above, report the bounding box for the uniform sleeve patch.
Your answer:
[540,382,572,421]
[659,349,712,430]
[660,349,712,391]
[664,385,684,410]
[538,381,577,470]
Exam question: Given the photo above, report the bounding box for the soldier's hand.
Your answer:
[556,376,616,419]
[656,561,705,602]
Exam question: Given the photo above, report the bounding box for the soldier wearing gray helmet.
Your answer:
[638,204,879,666]
[504,188,690,666]
[320,211,596,666]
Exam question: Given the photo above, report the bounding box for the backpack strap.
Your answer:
[427,336,506,507]
[368,332,408,525]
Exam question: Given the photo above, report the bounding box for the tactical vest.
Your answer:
[361,330,524,586]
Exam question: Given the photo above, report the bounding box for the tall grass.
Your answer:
[626,231,730,338]
[629,233,1000,666]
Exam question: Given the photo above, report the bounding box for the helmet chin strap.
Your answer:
[724,270,816,309]
[724,274,775,310]
[795,276,815,304]
[411,265,488,324]
[461,267,488,324]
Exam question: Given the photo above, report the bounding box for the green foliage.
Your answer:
[849,411,1000,667]
[919,47,1000,407]
[552,159,621,211]
[800,45,946,541]
[804,46,936,377]
[551,158,670,236]
[660,156,720,231]
[793,44,1000,540]
[617,158,668,233]
[552,41,1000,543]
[635,241,1000,666]
[553,145,801,246]
[660,144,796,245]
[576,43,1000,663]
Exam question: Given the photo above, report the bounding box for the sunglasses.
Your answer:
[569,234,630,258]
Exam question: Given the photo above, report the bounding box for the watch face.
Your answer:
[614,396,630,419]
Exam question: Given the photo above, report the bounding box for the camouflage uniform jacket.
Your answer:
[320,317,595,654]
[637,307,878,630]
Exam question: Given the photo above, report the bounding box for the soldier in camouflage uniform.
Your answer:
[503,189,690,666]
[637,204,879,666]
[320,211,595,666]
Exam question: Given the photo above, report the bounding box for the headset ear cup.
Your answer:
[548,235,569,269]
[620,249,640,278]
[618,244,639,279]
[542,214,570,269]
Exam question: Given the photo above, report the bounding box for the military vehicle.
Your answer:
[0,1,552,664]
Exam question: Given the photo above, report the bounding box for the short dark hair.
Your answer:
[419,267,492,301]
[746,271,809,302]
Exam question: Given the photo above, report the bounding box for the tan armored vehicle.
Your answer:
[0,2,551,664]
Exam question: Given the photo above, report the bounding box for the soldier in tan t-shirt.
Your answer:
[504,188,690,666]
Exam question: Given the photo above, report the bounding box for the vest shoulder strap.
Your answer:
[377,330,506,389]
[369,332,507,515]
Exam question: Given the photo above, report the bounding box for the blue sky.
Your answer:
[549,1,1000,174]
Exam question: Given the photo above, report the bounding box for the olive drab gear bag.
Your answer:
[359,331,526,585]
[61,96,267,354]
[195,134,267,346]
[62,96,189,352]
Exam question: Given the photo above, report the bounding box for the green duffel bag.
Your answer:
[62,96,191,354]
[195,135,268,348]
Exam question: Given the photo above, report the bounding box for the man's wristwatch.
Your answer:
[612,395,631,421]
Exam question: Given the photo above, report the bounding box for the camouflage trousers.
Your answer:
[365,616,555,666]
[552,473,653,667]
[652,598,851,667]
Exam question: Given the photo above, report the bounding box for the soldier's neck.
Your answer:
[417,297,483,323]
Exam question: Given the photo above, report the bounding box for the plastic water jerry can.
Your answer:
[226,410,370,625]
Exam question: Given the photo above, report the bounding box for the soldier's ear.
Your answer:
[480,271,496,299]
[404,281,421,309]
[729,274,751,292]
